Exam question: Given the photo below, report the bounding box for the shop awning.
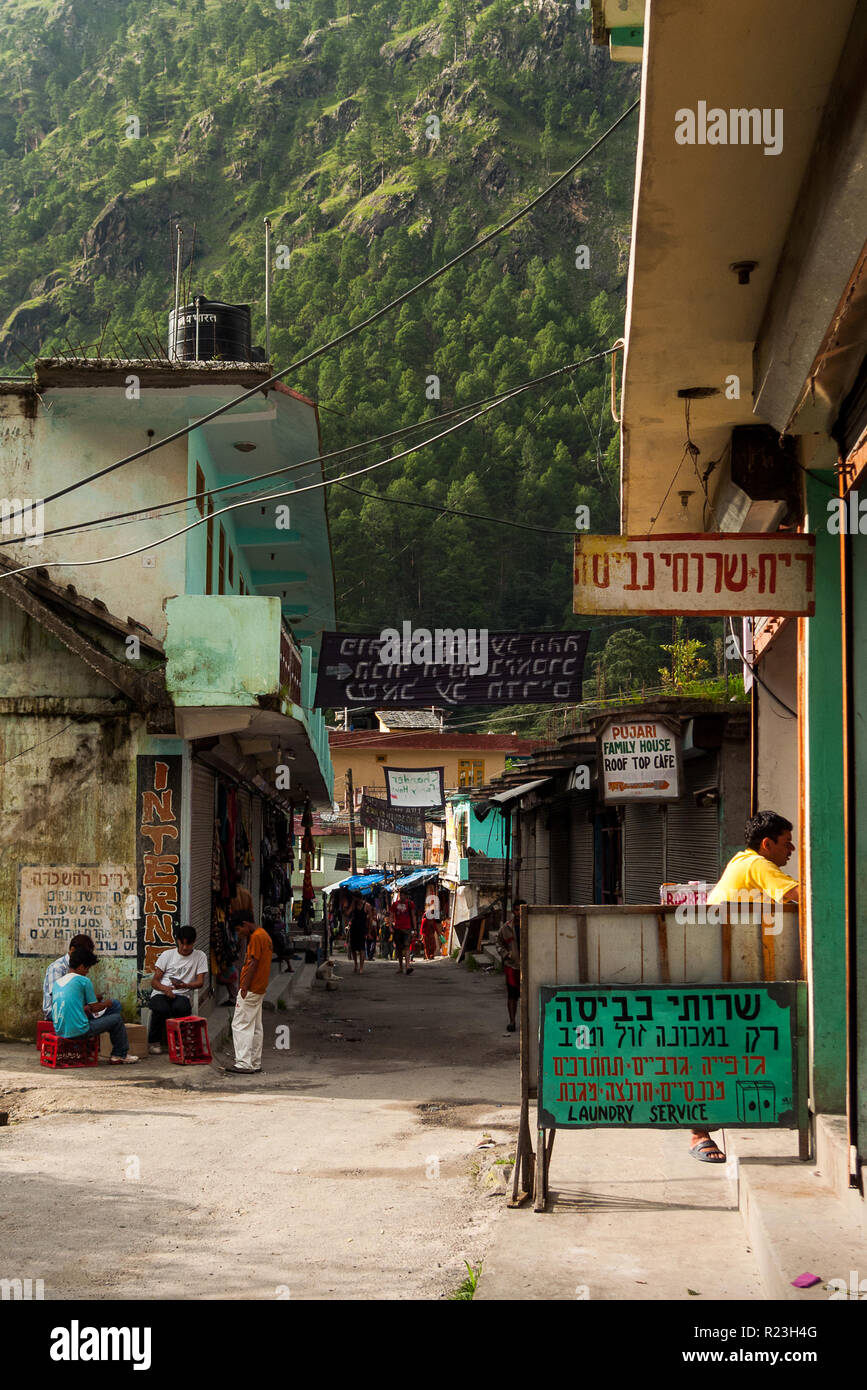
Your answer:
[322,872,385,894]
[488,778,552,804]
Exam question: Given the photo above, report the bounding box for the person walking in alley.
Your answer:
[147,926,208,1054]
[688,810,799,1162]
[495,899,526,1033]
[390,889,417,975]
[226,908,273,1075]
[421,898,440,960]
[52,945,139,1064]
[349,892,369,974]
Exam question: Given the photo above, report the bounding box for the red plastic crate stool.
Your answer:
[36,1020,54,1050]
[166,1016,212,1065]
[40,1033,100,1069]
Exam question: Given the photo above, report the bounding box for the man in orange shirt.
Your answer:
[226,908,273,1075]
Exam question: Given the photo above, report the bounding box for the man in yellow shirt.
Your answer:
[691,812,798,1163]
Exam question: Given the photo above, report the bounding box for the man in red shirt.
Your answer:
[226,908,273,1074]
[390,892,417,976]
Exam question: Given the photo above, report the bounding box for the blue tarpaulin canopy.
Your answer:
[393,868,439,889]
[322,872,385,895]
[323,867,439,895]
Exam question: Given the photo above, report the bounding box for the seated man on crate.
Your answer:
[42,933,94,1020]
[52,946,138,1064]
[687,810,799,1164]
[148,926,209,1055]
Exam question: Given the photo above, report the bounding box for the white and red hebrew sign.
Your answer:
[574,534,815,617]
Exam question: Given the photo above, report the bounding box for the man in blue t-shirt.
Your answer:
[52,946,138,1064]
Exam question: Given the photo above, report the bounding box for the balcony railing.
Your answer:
[279,620,303,707]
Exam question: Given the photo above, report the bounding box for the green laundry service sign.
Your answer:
[538,983,805,1129]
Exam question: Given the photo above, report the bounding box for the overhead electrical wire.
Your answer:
[0,355,605,584]
[27,350,617,544]
[3,98,640,533]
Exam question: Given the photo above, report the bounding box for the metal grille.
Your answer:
[666,755,720,888]
[622,802,665,903]
[568,793,594,905]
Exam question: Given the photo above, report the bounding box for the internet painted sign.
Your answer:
[538,983,805,1129]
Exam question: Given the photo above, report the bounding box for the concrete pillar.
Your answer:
[803,470,846,1113]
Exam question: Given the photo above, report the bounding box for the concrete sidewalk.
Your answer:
[475,1126,764,1300]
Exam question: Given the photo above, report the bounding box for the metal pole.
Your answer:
[172,225,183,360]
[195,295,201,363]
[264,217,272,361]
[347,768,358,875]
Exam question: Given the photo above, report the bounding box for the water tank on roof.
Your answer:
[169,296,252,362]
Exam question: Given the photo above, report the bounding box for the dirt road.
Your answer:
[0,957,521,1301]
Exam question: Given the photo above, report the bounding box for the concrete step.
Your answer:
[725,1126,867,1300]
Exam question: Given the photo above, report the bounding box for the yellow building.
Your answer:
[329,727,545,804]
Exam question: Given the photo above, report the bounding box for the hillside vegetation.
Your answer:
[0,0,729,705]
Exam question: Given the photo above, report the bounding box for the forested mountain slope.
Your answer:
[0,0,655,674]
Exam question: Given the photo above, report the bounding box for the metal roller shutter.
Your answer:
[549,808,571,904]
[622,802,665,903]
[666,755,720,887]
[534,815,550,905]
[190,763,216,957]
[568,793,594,905]
[518,810,535,902]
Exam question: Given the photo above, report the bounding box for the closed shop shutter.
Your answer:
[622,802,665,903]
[190,763,216,957]
[518,810,535,902]
[568,793,594,905]
[549,807,571,904]
[666,755,720,887]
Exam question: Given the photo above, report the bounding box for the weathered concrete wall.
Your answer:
[0,594,144,1040]
[0,388,188,641]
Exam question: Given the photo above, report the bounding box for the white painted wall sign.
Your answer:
[574,534,816,616]
[17,863,136,958]
[384,766,445,807]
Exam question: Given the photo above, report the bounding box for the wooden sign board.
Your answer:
[598,716,680,801]
[574,534,816,616]
[538,983,806,1129]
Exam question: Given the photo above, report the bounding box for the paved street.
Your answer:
[0,957,766,1301]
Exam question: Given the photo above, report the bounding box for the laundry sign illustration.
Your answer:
[736,1080,777,1122]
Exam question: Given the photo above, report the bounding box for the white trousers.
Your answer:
[231,990,265,1071]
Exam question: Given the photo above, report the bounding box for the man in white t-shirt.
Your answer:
[148,926,208,1054]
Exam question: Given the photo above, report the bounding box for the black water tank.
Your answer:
[169,296,252,362]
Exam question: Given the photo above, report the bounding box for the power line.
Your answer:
[29,350,616,543]
[0,358,598,584]
[334,482,575,535]
[4,98,640,531]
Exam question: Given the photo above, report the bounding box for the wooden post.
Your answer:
[347,768,357,875]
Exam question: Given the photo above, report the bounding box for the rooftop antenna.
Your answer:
[172,223,184,360]
[264,216,272,361]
